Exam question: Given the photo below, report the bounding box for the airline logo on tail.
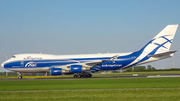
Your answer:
[124,25,178,68]
[153,35,172,47]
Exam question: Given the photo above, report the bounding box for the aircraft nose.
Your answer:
[1,63,4,68]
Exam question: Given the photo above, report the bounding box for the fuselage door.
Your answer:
[20,61,24,67]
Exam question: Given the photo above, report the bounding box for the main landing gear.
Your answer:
[17,72,22,79]
[73,72,92,78]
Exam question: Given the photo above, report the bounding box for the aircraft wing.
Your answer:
[85,55,119,66]
[53,55,119,69]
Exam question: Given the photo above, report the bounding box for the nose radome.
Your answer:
[1,63,4,68]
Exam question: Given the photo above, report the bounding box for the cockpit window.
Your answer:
[12,56,16,58]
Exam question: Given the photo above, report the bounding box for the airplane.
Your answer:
[1,25,178,79]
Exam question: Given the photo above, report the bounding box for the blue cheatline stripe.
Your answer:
[4,57,112,68]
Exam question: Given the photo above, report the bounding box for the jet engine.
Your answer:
[51,68,69,75]
[70,65,90,73]
[50,65,91,75]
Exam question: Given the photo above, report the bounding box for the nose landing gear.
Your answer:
[17,72,22,79]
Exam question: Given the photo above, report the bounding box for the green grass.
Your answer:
[0,77,180,101]
[0,89,180,101]
[0,78,180,91]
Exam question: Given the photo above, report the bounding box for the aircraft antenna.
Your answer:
[45,50,47,54]
[6,55,8,60]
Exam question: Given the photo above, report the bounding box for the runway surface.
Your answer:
[1,75,180,81]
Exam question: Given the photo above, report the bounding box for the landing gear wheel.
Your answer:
[18,75,22,79]
[87,74,92,78]
[78,74,81,78]
[83,75,87,78]
[74,73,92,78]
[17,72,22,79]
[74,75,78,78]
[80,75,84,78]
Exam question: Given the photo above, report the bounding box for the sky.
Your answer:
[0,0,180,72]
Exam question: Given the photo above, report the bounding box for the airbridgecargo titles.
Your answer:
[1,25,178,79]
[24,57,43,60]
[102,64,122,67]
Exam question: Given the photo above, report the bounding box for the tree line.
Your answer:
[125,65,180,72]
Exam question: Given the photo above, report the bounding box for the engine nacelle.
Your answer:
[51,68,69,75]
[70,65,90,73]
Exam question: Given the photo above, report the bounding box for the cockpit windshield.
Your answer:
[12,56,16,58]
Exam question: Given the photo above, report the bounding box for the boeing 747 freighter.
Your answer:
[1,25,178,79]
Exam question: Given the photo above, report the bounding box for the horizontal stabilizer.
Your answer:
[148,50,176,58]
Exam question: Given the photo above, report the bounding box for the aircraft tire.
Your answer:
[86,74,90,78]
[74,75,78,78]
[83,75,87,78]
[18,75,22,79]
[78,74,81,78]
[80,75,84,78]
